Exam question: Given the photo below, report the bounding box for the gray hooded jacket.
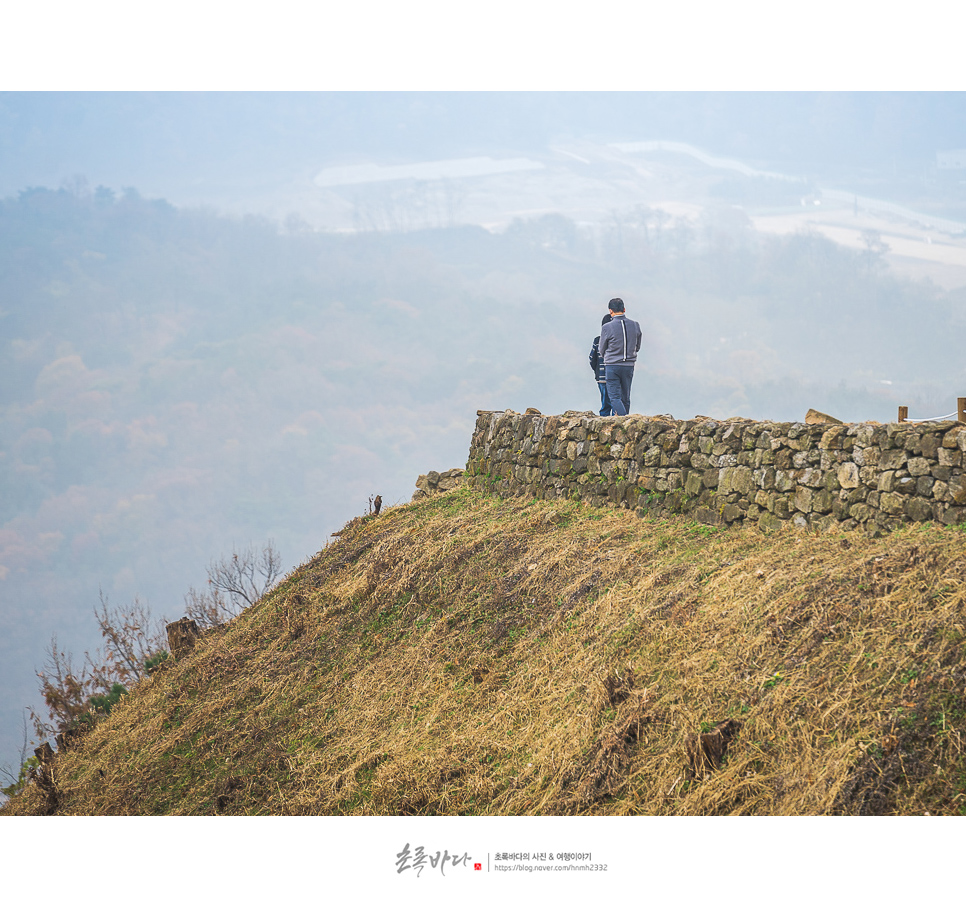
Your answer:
[598,314,642,365]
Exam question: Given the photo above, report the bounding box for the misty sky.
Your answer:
[5,92,966,208]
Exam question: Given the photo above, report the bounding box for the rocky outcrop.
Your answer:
[464,410,966,533]
[412,469,464,500]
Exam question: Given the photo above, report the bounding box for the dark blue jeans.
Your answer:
[604,364,634,416]
[597,382,613,416]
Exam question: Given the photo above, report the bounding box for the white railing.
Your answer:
[898,399,966,423]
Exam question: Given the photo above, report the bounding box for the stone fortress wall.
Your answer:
[459,409,966,532]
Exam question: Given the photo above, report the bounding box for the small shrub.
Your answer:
[143,650,169,674]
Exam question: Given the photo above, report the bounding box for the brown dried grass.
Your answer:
[7,485,966,816]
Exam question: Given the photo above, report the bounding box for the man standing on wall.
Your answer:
[598,297,642,416]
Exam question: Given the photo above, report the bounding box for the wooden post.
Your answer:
[898,406,908,423]
[958,397,966,424]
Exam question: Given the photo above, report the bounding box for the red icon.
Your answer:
[474,863,482,871]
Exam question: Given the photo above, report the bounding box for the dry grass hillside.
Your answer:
[5,484,966,816]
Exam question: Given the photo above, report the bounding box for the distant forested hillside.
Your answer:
[1,182,963,774]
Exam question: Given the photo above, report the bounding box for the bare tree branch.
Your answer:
[0,712,33,800]
[30,637,93,739]
[205,540,282,615]
[91,591,167,689]
[183,585,232,629]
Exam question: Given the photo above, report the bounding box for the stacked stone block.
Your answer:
[464,410,966,532]
[413,468,464,500]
